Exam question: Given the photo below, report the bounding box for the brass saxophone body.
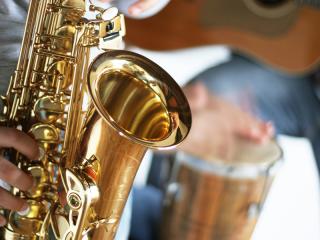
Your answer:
[0,0,191,239]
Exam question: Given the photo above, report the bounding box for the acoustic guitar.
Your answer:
[125,0,320,74]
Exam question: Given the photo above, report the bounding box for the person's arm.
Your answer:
[0,128,39,227]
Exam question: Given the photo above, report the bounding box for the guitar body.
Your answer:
[125,0,320,74]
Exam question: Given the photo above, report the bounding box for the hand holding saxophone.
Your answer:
[178,83,274,160]
[0,128,38,227]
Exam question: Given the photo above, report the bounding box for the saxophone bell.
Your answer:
[0,1,191,239]
[54,50,191,240]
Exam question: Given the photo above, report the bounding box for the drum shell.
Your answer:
[161,146,282,240]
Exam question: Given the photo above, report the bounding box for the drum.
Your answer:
[160,139,282,240]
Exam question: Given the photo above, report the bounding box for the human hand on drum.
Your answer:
[0,128,39,227]
[178,83,275,160]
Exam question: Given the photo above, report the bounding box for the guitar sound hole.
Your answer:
[243,0,297,18]
[256,0,291,8]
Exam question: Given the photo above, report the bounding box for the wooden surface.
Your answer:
[160,163,274,240]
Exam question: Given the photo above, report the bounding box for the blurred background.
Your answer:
[123,1,320,240]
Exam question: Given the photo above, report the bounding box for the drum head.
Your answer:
[229,138,282,165]
[177,139,283,179]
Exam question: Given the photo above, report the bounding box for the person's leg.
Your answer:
[130,186,163,240]
[196,54,320,168]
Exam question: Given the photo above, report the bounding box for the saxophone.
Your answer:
[0,0,191,239]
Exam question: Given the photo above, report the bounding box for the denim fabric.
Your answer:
[0,0,27,95]
[130,186,163,240]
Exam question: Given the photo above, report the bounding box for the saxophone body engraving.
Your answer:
[0,1,191,239]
